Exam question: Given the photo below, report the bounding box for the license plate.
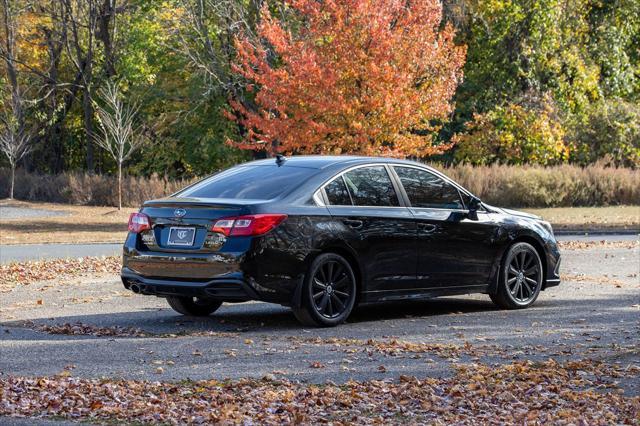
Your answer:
[167,227,196,246]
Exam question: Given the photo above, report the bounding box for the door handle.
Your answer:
[418,223,437,233]
[343,219,364,230]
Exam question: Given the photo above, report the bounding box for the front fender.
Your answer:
[487,224,557,294]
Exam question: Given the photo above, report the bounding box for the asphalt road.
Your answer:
[1,244,638,385]
[0,206,68,220]
[0,243,122,263]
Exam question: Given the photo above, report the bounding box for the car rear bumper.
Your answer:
[121,237,306,304]
[121,267,260,301]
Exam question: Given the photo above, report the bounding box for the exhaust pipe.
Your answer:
[130,284,141,294]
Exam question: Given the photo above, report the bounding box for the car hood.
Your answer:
[487,205,542,221]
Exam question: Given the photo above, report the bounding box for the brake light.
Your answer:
[211,214,287,237]
[128,212,151,233]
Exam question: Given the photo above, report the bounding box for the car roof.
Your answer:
[246,155,424,169]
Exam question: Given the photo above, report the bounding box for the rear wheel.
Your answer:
[490,242,543,309]
[166,296,222,316]
[292,253,357,327]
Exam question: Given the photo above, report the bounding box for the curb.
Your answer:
[554,229,639,236]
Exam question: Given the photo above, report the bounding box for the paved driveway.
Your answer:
[1,244,638,387]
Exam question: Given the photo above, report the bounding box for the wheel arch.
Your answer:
[489,234,548,294]
[301,244,363,303]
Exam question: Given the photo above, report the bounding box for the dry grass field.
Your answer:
[525,205,640,231]
[0,200,135,245]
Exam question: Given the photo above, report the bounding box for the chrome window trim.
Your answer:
[312,190,325,206]
[410,206,492,216]
[410,206,470,214]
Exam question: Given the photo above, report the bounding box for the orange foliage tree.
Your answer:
[229,0,466,157]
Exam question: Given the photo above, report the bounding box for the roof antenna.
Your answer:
[275,154,287,167]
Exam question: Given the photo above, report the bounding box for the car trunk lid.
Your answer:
[137,197,259,252]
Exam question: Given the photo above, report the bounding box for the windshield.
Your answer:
[177,165,316,200]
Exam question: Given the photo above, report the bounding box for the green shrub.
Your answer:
[569,99,640,168]
[453,102,570,166]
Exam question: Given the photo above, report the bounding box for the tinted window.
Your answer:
[394,166,463,209]
[179,165,314,200]
[325,176,352,205]
[342,166,399,207]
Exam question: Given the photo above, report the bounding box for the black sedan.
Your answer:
[121,156,561,326]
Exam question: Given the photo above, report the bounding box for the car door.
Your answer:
[391,165,501,289]
[322,165,417,293]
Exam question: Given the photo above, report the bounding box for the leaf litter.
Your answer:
[0,359,637,424]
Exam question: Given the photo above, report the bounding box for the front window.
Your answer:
[393,166,464,209]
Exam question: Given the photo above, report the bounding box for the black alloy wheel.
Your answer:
[293,253,357,327]
[491,242,543,309]
[166,296,223,316]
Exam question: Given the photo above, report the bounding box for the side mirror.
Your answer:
[468,196,481,213]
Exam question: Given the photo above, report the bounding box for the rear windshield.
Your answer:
[177,165,316,200]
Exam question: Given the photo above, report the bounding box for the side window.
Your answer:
[394,166,464,210]
[324,176,352,205]
[342,166,400,207]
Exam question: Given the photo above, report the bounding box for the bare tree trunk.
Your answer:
[10,164,15,199]
[97,0,116,77]
[83,85,95,172]
[117,160,122,210]
[64,0,98,172]
[1,0,23,132]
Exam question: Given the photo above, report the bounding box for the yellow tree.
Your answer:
[230,0,466,157]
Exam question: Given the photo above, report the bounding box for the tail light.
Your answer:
[212,214,287,237]
[128,212,151,233]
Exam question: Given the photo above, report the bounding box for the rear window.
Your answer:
[324,166,400,207]
[343,166,400,207]
[324,176,352,205]
[178,165,315,200]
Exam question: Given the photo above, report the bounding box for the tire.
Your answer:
[166,296,223,316]
[292,253,357,327]
[490,242,543,309]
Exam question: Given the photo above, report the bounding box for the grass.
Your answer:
[0,199,135,245]
[1,201,637,245]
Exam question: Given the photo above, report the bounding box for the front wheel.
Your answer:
[490,242,543,309]
[166,296,222,316]
[292,253,357,327]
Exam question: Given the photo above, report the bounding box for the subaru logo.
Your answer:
[174,208,186,218]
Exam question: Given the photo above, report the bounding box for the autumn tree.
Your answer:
[230,0,466,157]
